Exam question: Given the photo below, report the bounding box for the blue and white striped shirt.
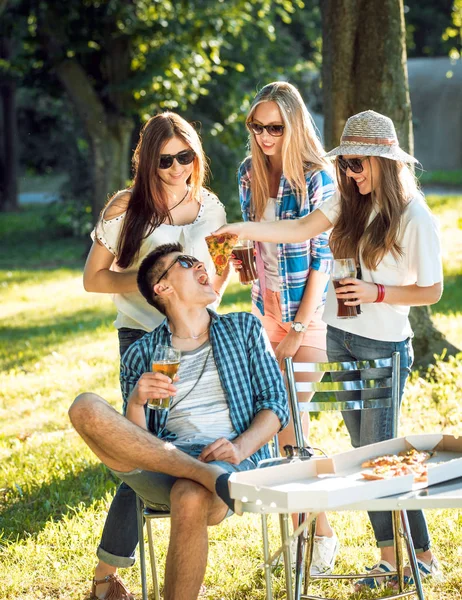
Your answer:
[120,310,289,465]
[238,158,335,322]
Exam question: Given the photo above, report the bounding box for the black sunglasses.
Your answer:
[337,156,368,174]
[158,150,196,170]
[155,254,199,287]
[247,122,285,137]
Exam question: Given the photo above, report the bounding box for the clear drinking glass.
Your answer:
[233,239,258,284]
[332,258,359,319]
[148,345,181,410]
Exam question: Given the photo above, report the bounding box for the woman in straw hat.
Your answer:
[215,110,443,589]
[233,81,339,574]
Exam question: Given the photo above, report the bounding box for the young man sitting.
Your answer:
[69,242,289,600]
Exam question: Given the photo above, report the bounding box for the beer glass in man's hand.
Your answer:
[232,240,258,285]
[332,258,359,319]
[149,345,181,409]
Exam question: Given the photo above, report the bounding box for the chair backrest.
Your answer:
[284,353,400,450]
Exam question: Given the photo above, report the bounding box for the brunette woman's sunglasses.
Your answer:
[155,254,199,286]
[158,150,196,170]
[247,122,285,137]
[337,156,367,174]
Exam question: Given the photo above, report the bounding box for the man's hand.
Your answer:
[128,372,177,406]
[274,329,303,370]
[198,438,243,465]
[335,278,379,305]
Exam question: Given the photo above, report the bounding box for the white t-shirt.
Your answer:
[91,189,226,332]
[319,193,443,342]
[259,197,280,291]
[166,341,237,444]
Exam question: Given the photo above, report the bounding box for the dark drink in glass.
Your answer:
[333,280,359,318]
[332,258,359,319]
[233,240,258,284]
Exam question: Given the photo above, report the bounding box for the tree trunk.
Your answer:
[54,60,133,221]
[0,36,19,212]
[321,0,459,365]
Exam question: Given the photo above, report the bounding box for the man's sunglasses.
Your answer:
[337,156,367,174]
[247,122,285,137]
[158,150,196,170]
[155,254,199,286]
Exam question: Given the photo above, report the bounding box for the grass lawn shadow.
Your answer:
[0,462,116,543]
[0,306,116,371]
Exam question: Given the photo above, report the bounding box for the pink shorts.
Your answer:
[252,289,327,351]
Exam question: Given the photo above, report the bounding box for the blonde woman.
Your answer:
[234,81,338,574]
[217,110,443,589]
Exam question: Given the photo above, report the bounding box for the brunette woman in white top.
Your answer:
[216,110,443,590]
[84,112,228,599]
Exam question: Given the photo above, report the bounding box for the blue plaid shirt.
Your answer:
[120,310,289,465]
[238,158,335,322]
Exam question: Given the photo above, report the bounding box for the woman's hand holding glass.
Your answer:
[335,278,383,305]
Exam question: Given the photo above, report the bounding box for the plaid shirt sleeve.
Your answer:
[120,338,150,407]
[246,316,289,430]
[307,170,335,273]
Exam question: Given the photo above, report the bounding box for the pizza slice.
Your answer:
[205,233,239,276]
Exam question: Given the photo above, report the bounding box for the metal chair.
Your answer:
[136,495,169,600]
[284,352,426,600]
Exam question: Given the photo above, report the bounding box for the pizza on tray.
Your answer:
[360,448,435,483]
[205,233,239,276]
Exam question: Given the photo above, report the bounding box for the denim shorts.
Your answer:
[110,442,256,516]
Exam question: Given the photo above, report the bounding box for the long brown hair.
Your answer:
[245,82,331,220]
[103,112,207,269]
[329,157,419,270]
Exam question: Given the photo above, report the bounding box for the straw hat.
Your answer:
[325,110,417,163]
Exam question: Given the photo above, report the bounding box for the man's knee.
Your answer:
[68,392,102,430]
[170,479,211,519]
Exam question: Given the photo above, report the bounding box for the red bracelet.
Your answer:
[374,283,385,303]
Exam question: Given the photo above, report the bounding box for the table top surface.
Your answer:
[239,476,462,514]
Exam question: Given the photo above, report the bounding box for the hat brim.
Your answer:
[325,143,418,164]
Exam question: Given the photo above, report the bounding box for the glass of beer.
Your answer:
[149,345,181,410]
[332,258,359,319]
[233,239,258,285]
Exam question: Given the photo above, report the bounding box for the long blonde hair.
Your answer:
[329,157,420,270]
[245,81,331,220]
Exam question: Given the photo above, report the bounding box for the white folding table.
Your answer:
[237,476,462,600]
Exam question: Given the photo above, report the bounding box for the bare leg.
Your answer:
[69,393,224,494]
[164,479,228,600]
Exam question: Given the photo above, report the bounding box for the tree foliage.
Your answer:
[9,0,319,221]
[405,0,454,57]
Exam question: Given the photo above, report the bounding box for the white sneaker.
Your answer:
[310,533,339,575]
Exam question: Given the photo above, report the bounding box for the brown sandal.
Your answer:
[91,573,135,600]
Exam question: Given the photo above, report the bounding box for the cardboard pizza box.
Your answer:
[228,433,462,513]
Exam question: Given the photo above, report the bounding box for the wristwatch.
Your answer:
[291,321,308,333]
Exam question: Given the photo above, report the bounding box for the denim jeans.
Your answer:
[97,327,147,568]
[326,325,431,552]
[111,443,256,517]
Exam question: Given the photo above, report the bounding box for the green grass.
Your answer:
[419,169,462,187]
[1,198,461,599]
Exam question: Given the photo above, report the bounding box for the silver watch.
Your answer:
[291,321,308,333]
